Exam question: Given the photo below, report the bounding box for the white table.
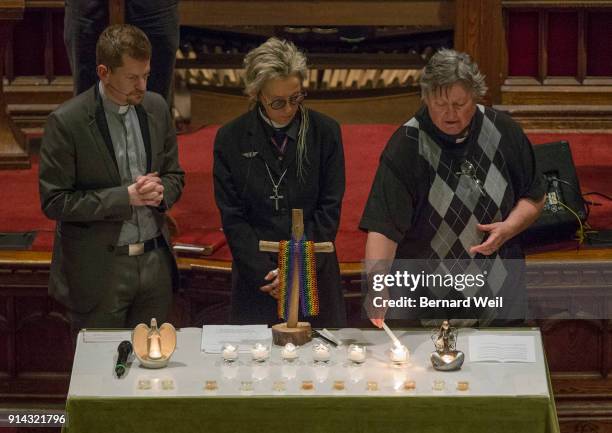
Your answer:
[64,327,559,433]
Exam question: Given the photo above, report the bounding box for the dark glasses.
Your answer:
[263,92,306,110]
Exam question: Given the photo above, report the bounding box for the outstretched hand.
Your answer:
[469,222,511,256]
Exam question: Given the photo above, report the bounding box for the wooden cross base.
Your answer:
[272,321,312,346]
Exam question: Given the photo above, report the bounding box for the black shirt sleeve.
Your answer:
[359,128,416,243]
[515,130,547,202]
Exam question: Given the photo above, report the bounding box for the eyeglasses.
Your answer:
[261,92,306,110]
[456,160,485,196]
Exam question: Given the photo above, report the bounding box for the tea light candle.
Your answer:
[273,381,286,392]
[312,343,331,363]
[281,343,298,361]
[432,379,445,391]
[348,344,366,364]
[456,381,469,391]
[251,343,269,362]
[301,380,314,391]
[389,343,409,363]
[204,380,218,391]
[137,379,151,390]
[222,343,238,362]
[404,380,416,391]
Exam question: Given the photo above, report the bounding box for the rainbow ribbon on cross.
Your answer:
[277,237,319,320]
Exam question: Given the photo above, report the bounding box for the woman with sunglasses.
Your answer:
[360,49,546,327]
[213,37,346,327]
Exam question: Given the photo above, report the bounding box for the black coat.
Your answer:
[213,108,347,327]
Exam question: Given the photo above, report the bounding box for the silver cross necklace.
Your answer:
[265,162,288,211]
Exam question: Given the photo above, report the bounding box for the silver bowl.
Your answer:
[430,350,465,371]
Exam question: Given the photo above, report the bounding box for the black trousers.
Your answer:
[64,0,179,104]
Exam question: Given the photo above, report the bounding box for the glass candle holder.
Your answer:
[312,342,331,363]
[347,344,366,364]
[281,343,299,362]
[250,343,270,363]
[222,343,239,363]
[389,343,409,365]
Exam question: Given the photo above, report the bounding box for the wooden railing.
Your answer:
[498,0,612,130]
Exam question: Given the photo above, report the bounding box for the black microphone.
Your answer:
[115,340,133,378]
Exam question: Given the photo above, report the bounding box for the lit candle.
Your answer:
[441,354,455,364]
[389,343,409,363]
[222,343,238,362]
[348,344,366,364]
[404,380,416,391]
[147,318,162,360]
[281,343,298,361]
[312,343,331,363]
[148,337,162,360]
[251,343,270,362]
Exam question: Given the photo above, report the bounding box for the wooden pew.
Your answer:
[0,0,28,169]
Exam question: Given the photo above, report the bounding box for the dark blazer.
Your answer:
[39,85,185,313]
[213,107,347,327]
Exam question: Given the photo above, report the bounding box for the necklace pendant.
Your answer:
[269,186,284,211]
[265,163,287,212]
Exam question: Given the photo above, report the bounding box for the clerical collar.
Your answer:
[98,81,130,115]
[258,107,299,142]
[416,106,478,149]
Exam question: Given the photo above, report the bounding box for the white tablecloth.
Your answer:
[68,327,550,398]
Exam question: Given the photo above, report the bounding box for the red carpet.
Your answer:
[1,127,611,262]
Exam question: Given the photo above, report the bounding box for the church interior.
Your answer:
[1,1,612,432]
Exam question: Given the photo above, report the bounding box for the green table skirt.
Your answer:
[64,395,559,433]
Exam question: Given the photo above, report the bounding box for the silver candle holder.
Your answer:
[430,320,464,371]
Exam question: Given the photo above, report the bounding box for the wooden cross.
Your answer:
[259,209,334,345]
